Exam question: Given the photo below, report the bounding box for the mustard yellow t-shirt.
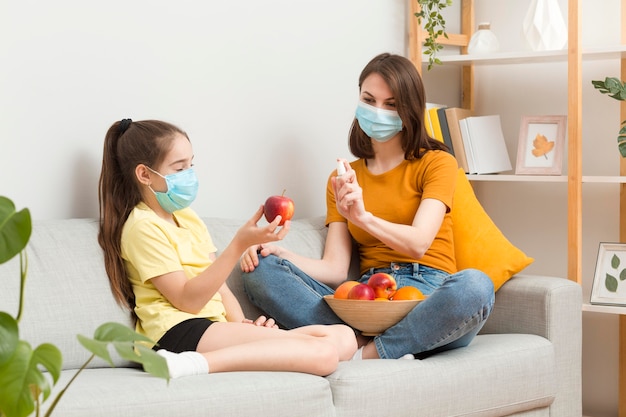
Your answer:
[121,202,227,344]
[326,150,458,275]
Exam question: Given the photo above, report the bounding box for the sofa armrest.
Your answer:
[480,274,582,416]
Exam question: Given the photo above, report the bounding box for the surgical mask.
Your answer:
[355,101,403,142]
[148,167,199,213]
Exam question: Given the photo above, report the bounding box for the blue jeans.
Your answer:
[242,255,495,359]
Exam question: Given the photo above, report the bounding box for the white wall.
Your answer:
[0,0,406,220]
[1,0,620,415]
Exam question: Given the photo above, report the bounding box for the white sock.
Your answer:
[399,353,415,360]
[157,350,209,378]
[351,346,363,361]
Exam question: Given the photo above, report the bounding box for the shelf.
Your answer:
[422,45,626,66]
[466,174,626,183]
[583,303,626,315]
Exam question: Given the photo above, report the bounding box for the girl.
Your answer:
[98,119,357,378]
[241,53,495,360]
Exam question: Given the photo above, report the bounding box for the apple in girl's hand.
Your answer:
[347,283,376,300]
[264,190,295,226]
[367,273,397,299]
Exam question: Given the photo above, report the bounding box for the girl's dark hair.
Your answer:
[97,119,188,319]
[349,53,448,159]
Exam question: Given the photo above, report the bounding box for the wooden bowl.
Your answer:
[323,295,423,336]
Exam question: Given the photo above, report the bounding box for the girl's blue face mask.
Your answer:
[355,101,403,142]
[148,167,199,213]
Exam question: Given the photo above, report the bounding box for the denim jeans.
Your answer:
[242,255,495,359]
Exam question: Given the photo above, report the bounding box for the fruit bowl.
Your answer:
[323,295,424,336]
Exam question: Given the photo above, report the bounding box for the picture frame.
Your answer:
[515,115,567,175]
[590,243,626,306]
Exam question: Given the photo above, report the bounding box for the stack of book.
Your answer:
[425,104,512,175]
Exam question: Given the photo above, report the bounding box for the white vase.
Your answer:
[522,0,567,51]
[468,22,500,55]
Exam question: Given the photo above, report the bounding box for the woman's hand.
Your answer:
[240,243,284,272]
[332,159,367,222]
[242,315,279,329]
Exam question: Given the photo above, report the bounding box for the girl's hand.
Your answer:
[242,315,279,329]
[236,206,291,249]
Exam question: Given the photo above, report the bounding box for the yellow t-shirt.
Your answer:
[325,150,458,275]
[121,202,227,344]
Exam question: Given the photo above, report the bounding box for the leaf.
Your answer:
[0,312,19,366]
[620,268,626,281]
[0,341,62,417]
[612,254,621,269]
[0,196,32,264]
[77,322,169,380]
[531,133,555,158]
[606,273,619,292]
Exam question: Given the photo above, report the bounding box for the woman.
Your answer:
[241,53,495,360]
[98,118,357,378]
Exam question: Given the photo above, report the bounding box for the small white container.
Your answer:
[467,22,500,55]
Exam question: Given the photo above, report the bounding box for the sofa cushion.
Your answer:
[451,168,534,291]
[326,333,555,417]
[1,219,135,369]
[45,368,335,417]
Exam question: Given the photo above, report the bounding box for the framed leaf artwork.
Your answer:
[591,243,626,306]
[515,115,566,175]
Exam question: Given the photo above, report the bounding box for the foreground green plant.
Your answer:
[591,77,626,157]
[415,0,453,70]
[0,196,169,417]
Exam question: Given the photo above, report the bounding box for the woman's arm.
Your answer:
[333,167,447,260]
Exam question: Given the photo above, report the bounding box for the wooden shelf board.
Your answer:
[583,303,626,315]
[465,175,626,183]
[422,45,626,66]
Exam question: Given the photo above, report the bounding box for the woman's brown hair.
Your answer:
[349,53,448,160]
[98,119,188,319]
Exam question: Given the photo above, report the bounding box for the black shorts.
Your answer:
[153,318,214,353]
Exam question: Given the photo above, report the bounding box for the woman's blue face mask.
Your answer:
[355,101,403,142]
[148,167,199,213]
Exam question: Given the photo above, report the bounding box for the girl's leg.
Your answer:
[242,255,344,329]
[193,322,357,375]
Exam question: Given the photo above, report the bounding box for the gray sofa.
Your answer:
[0,216,582,417]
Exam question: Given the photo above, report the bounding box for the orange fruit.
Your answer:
[392,286,425,301]
[374,297,390,302]
[334,281,360,299]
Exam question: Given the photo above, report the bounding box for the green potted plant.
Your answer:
[414,0,453,70]
[592,77,626,157]
[0,196,169,417]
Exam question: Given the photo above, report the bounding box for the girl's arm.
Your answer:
[151,206,289,314]
[240,221,354,288]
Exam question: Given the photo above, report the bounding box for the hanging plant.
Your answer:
[414,0,453,70]
[592,77,626,157]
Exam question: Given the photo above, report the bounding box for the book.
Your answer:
[428,107,445,143]
[424,102,446,139]
[436,107,454,156]
[444,107,473,173]
[459,115,512,175]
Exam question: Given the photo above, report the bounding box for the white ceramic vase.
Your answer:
[468,22,500,55]
[522,0,567,51]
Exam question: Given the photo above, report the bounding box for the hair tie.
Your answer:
[119,118,132,134]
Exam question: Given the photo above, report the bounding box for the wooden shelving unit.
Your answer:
[409,0,626,414]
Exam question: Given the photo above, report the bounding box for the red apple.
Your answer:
[264,190,295,226]
[367,272,397,299]
[347,283,376,300]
